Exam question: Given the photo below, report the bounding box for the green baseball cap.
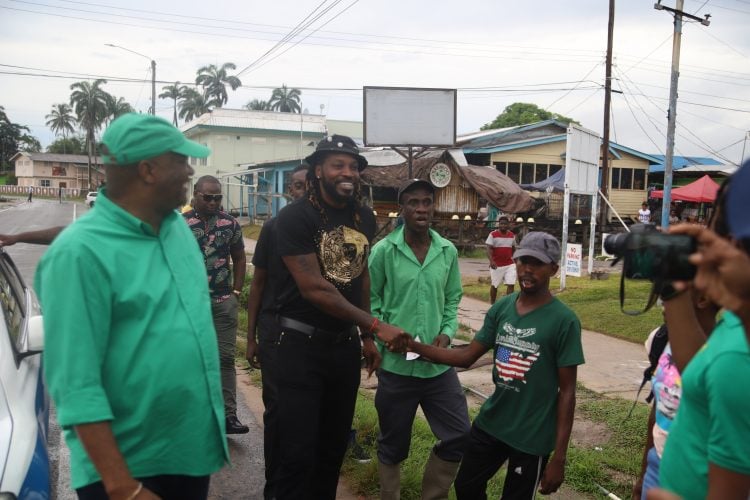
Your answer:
[101,113,210,165]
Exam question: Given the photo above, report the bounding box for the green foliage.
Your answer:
[159,82,181,126]
[0,106,41,168]
[45,103,76,139]
[481,102,579,130]
[178,86,211,123]
[462,275,662,342]
[195,62,242,108]
[245,99,271,111]
[47,136,86,155]
[269,84,301,113]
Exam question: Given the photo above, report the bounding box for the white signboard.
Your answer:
[363,86,457,146]
[565,243,583,277]
[564,124,600,195]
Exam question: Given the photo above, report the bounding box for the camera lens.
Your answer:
[603,232,628,256]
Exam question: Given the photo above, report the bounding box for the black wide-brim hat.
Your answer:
[304,134,368,171]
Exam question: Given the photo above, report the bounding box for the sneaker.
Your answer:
[349,440,371,463]
[225,415,249,435]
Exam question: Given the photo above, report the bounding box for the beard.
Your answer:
[320,177,355,206]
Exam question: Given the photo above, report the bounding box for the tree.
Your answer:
[269,84,301,113]
[47,136,86,155]
[105,96,134,125]
[45,103,76,146]
[245,99,271,111]
[480,102,579,130]
[69,79,111,188]
[159,82,181,126]
[0,106,40,170]
[178,87,211,123]
[195,63,242,108]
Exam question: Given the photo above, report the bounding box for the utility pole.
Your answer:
[599,0,615,229]
[655,0,710,228]
[151,59,156,116]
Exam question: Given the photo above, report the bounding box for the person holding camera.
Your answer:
[649,168,750,500]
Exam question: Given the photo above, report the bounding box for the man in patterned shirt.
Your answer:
[183,175,248,434]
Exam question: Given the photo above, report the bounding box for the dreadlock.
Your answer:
[305,153,366,229]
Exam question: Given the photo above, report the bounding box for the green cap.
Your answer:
[101,113,210,165]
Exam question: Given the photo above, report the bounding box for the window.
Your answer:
[620,169,633,190]
[493,161,507,176]
[549,164,562,176]
[521,163,534,184]
[633,169,646,190]
[611,167,647,190]
[0,254,26,348]
[535,164,548,182]
[40,180,51,187]
[611,168,621,189]
[507,163,521,183]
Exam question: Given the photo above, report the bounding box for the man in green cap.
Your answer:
[35,113,228,500]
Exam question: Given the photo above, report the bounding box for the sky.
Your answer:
[1,0,749,165]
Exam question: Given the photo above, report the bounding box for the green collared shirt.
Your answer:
[35,189,228,488]
[369,225,463,378]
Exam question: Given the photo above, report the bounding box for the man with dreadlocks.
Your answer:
[271,135,406,499]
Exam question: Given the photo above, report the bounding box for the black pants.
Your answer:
[273,327,361,500]
[455,425,549,500]
[76,474,209,500]
[257,314,281,500]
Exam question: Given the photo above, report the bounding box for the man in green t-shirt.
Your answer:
[405,231,584,499]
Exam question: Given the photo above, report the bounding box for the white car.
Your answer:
[0,249,49,499]
[85,191,97,207]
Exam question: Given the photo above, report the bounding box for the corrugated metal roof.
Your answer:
[10,152,102,164]
[181,108,327,136]
[648,155,724,172]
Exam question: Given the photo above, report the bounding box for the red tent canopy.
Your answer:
[650,174,720,203]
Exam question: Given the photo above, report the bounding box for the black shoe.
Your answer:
[226,415,249,434]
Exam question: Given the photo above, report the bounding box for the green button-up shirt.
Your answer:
[35,189,228,488]
[369,226,463,378]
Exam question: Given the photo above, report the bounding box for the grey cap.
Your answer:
[513,232,561,264]
[397,178,434,203]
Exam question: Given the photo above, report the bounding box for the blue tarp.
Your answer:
[520,168,565,192]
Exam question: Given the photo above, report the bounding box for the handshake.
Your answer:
[374,321,452,353]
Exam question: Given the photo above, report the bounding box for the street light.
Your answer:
[105,43,155,115]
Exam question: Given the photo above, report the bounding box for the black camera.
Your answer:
[604,224,696,282]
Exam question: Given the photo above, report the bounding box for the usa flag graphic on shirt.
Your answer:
[495,347,539,383]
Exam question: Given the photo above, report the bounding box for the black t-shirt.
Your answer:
[252,218,284,335]
[275,197,375,332]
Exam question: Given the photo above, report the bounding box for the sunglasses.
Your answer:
[197,192,223,203]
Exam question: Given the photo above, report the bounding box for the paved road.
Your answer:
[0,200,268,499]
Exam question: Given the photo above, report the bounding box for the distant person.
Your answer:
[485,215,516,303]
[27,186,32,202]
[58,186,63,203]
[183,175,248,435]
[369,179,469,500]
[638,202,651,223]
[668,210,679,225]
[402,232,584,499]
[245,163,310,499]
[35,113,227,499]
[271,135,402,499]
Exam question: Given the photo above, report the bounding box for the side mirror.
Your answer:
[18,315,44,360]
[26,315,44,351]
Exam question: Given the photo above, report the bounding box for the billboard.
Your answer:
[363,86,457,147]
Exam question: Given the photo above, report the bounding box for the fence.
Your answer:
[0,185,85,198]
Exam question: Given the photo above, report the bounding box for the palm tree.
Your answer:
[105,96,134,125]
[69,79,110,188]
[45,103,76,153]
[159,82,182,126]
[269,84,301,113]
[195,63,242,108]
[178,87,211,123]
[245,99,271,111]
